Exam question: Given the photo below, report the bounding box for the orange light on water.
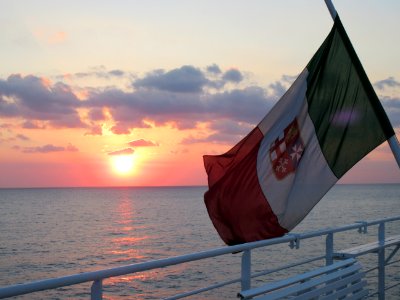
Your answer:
[112,236,149,246]
[107,248,146,261]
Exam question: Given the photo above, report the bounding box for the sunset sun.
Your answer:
[111,155,135,175]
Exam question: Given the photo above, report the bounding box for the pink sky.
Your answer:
[1,1,399,187]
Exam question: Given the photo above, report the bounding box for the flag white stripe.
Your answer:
[257,69,338,230]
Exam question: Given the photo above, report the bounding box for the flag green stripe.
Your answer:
[305,15,394,178]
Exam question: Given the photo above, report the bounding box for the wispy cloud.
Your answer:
[21,120,46,129]
[15,134,30,141]
[33,29,67,45]
[70,68,127,80]
[107,148,134,156]
[374,77,400,90]
[133,65,209,93]
[181,119,253,145]
[84,124,103,136]
[87,108,106,121]
[20,143,78,153]
[128,139,159,147]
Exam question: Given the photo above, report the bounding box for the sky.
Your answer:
[0,0,399,188]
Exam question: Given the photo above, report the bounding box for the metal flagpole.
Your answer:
[388,136,400,168]
[324,0,337,19]
[323,0,400,169]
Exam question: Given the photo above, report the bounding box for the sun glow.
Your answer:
[111,155,135,175]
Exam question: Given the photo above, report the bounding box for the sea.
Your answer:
[0,184,399,299]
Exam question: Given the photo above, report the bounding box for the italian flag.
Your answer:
[203,16,395,245]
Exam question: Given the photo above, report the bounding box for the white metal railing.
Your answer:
[0,216,399,299]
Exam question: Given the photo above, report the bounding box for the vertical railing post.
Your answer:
[378,222,385,300]
[325,233,334,265]
[241,249,251,291]
[91,279,103,300]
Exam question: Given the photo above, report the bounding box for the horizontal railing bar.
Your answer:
[0,216,399,299]
[364,216,400,226]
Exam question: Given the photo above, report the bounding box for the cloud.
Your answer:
[110,121,149,134]
[0,123,13,129]
[382,96,400,127]
[21,120,45,129]
[267,74,299,98]
[88,108,106,121]
[109,69,125,77]
[181,120,253,145]
[281,74,298,83]
[182,132,240,145]
[108,148,134,156]
[374,77,400,90]
[0,74,84,128]
[204,64,232,89]
[86,84,273,135]
[1,66,270,137]
[16,134,30,141]
[210,119,254,136]
[0,133,30,143]
[205,86,274,124]
[66,143,79,152]
[84,124,103,136]
[72,68,126,80]
[266,74,299,98]
[87,87,204,130]
[128,139,159,147]
[222,69,243,83]
[207,64,222,74]
[3,67,398,146]
[133,65,209,93]
[21,143,78,153]
[268,81,287,98]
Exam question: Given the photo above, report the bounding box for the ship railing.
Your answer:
[0,216,399,299]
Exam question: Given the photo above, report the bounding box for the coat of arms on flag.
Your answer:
[269,119,304,180]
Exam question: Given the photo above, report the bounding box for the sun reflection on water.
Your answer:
[107,191,151,263]
[112,236,149,245]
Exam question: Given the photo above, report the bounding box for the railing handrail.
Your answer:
[0,215,399,299]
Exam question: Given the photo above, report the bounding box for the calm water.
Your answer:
[0,185,399,299]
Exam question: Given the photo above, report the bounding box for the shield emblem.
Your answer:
[269,118,304,180]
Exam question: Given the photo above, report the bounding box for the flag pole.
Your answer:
[388,136,400,168]
[324,0,337,19]
[323,0,400,168]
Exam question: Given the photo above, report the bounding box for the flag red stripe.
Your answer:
[204,127,287,245]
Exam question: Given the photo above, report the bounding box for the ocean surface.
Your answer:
[0,184,399,299]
